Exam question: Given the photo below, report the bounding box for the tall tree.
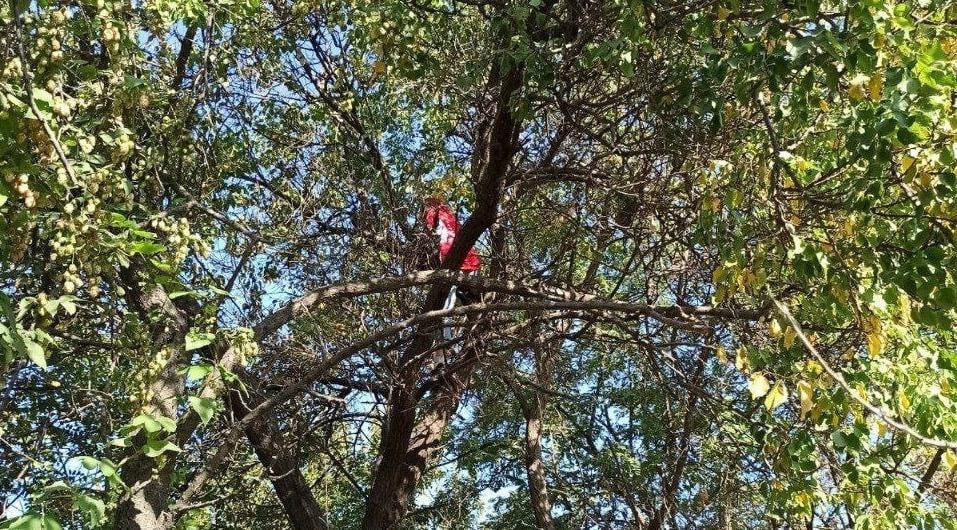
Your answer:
[2,0,957,529]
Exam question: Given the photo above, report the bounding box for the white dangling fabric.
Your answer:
[435,217,454,248]
[441,285,458,341]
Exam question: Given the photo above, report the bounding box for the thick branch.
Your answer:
[256,269,765,340]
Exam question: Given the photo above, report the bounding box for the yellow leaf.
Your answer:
[866,315,884,356]
[901,155,916,174]
[716,346,727,363]
[867,331,884,356]
[709,195,721,212]
[843,216,857,237]
[744,270,757,289]
[783,325,796,349]
[794,491,812,511]
[847,74,870,101]
[848,83,865,101]
[713,286,726,304]
[797,380,813,420]
[868,74,883,101]
[765,382,789,410]
[874,33,886,50]
[735,347,751,373]
[735,270,747,290]
[749,373,770,399]
[898,295,912,324]
[768,318,782,338]
[712,266,725,284]
[943,450,957,471]
[898,391,911,412]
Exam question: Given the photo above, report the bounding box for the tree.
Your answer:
[2,0,957,528]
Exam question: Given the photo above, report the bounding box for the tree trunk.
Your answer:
[521,318,565,530]
[361,48,522,527]
[524,406,554,530]
[918,448,944,494]
[115,267,190,530]
[361,333,435,529]
[362,341,482,529]
[114,455,176,530]
[229,383,329,530]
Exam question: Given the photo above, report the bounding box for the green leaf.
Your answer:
[185,363,212,382]
[185,331,215,351]
[831,430,846,449]
[129,241,166,255]
[29,89,55,120]
[937,287,957,310]
[129,414,163,433]
[42,298,60,317]
[109,212,138,229]
[99,459,118,478]
[74,493,106,527]
[41,481,71,493]
[74,456,102,470]
[189,396,217,425]
[207,285,232,297]
[0,292,28,358]
[0,512,62,530]
[155,415,177,433]
[60,298,77,316]
[24,337,46,370]
[142,439,182,458]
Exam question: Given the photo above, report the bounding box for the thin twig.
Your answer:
[770,293,957,450]
[12,10,78,185]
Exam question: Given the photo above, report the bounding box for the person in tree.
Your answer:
[422,196,481,340]
[422,196,481,272]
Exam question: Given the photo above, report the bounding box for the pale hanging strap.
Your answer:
[441,285,458,341]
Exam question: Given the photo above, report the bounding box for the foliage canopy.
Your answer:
[2,0,957,528]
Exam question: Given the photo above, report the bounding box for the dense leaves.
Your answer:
[1,0,956,528]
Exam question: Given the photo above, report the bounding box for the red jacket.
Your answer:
[423,201,481,271]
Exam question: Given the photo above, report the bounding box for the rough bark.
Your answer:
[402,334,486,502]
[114,266,190,530]
[228,381,329,530]
[918,448,945,494]
[517,316,569,530]
[361,34,523,528]
[524,398,553,530]
[361,324,487,528]
[259,270,764,339]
